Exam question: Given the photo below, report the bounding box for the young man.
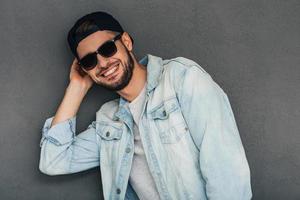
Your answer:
[39,11,252,200]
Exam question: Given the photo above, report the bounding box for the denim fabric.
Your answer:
[39,54,252,200]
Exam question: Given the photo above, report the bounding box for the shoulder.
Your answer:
[162,56,208,74]
[96,98,119,118]
[161,56,212,91]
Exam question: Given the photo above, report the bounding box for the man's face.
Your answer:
[76,30,134,91]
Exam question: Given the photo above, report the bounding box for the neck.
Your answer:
[117,59,147,102]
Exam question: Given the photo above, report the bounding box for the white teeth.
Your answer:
[103,65,118,77]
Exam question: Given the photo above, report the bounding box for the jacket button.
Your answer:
[162,110,166,116]
[185,127,188,131]
[125,147,131,153]
[106,131,110,137]
[116,188,121,194]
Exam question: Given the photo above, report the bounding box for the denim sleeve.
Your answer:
[39,115,100,175]
[177,65,252,200]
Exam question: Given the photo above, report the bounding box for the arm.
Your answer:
[177,65,252,199]
[39,115,99,175]
[39,58,99,175]
[50,58,93,127]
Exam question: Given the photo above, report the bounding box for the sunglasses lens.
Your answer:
[99,41,117,57]
[79,36,120,70]
[80,53,97,70]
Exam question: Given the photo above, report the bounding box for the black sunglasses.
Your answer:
[78,32,123,70]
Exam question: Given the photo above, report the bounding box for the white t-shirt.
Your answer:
[126,84,160,200]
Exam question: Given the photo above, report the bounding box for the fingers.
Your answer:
[71,58,78,67]
[71,59,82,74]
[74,59,88,76]
[78,66,87,77]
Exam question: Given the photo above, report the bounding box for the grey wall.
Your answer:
[0,0,299,199]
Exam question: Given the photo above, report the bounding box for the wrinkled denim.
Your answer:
[39,54,252,200]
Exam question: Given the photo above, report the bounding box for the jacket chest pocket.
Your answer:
[97,122,123,141]
[148,97,189,144]
[96,122,123,167]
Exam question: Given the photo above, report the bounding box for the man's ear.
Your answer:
[121,32,133,51]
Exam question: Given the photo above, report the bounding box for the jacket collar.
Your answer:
[113,54,164,121]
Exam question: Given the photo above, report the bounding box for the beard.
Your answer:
[96,48,134,91]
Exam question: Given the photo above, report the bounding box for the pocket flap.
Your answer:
[149,97,179,119]
[97,122,122,140]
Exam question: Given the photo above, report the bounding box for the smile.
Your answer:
[103,64,118,77]
[100,63,120,80]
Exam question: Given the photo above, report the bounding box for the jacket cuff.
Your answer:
[40,116,76,147]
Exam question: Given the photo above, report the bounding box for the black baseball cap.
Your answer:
[67,11,133,59]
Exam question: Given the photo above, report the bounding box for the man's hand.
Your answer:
[69,58,94,91]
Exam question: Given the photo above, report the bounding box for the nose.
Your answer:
[96,53,110,69]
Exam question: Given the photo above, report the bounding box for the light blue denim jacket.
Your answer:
[39,54,252,200]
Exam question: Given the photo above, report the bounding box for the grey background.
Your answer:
[0,0,299,199]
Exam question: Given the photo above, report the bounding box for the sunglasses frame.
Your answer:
[78,32,123,71]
